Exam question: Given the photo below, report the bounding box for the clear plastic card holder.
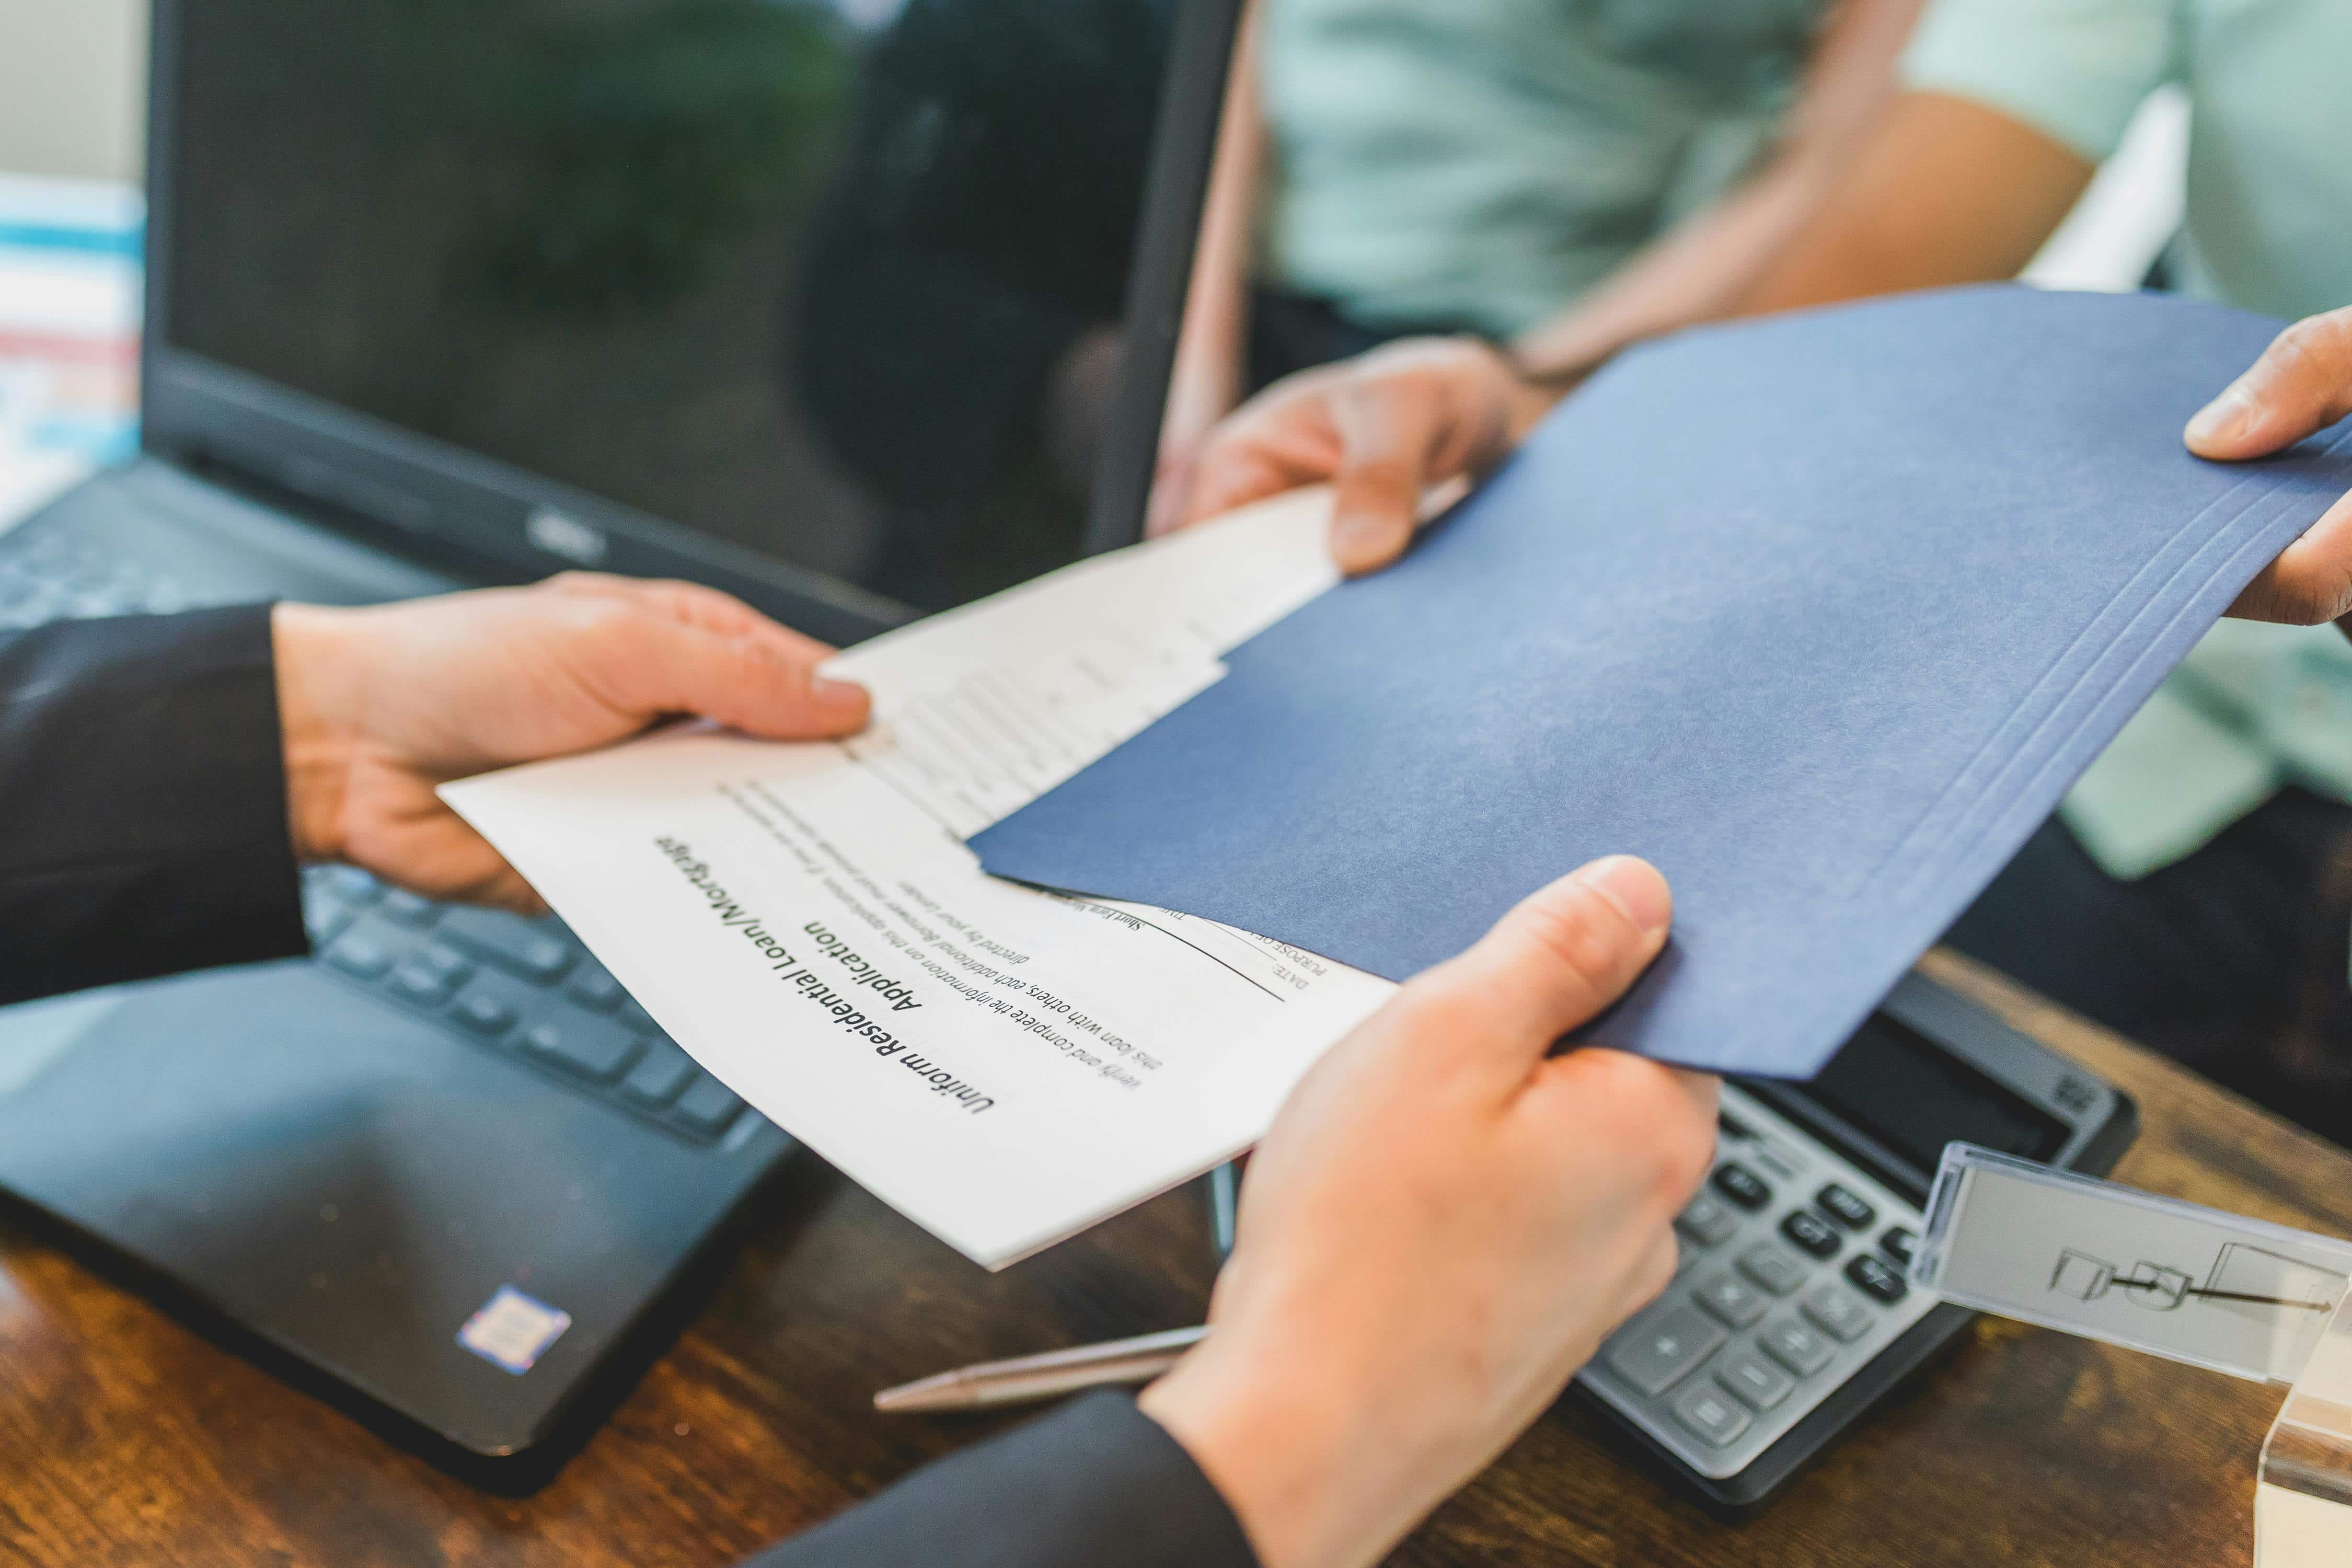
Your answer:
[1915,1146,2352,1385]
[1916,1147,2352,1568]
[2261,1292,2352,1567]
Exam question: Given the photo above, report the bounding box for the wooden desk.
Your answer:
[0,951,2336,1567]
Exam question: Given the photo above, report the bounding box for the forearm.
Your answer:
[0,606,306,1004]
[1512,0,1926,379]
[737,1392,1258,1568]
[1161,0,1265,462]
[1737,91,2093,315]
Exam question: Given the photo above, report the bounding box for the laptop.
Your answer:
[0,0,1239,1474]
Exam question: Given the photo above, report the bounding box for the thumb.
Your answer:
[595,607,871,740]
[1411,856,1673,1070]
[2187,306,2352,460]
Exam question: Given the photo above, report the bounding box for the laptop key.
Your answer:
[452,990,518,1037]
[376,889,441,928]
[566,963,625,1014]
[620,1042,697,1108]
[439,907,577,983]
[388,960,460,1006]
[673,1075,745,1136]
[303,900,352,947]
[324,934,393,981]
[1602,1301,1725,1397]
[314,865,382,904]
[521,1016,642,1083]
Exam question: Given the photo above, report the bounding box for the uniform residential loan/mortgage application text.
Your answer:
[442,491,1396,1266]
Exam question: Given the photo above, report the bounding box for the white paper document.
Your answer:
[442,490,1396,1266]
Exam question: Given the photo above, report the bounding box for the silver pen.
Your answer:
[874,1325,1209,1414]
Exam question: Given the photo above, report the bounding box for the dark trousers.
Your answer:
[1945,788,2352,1141]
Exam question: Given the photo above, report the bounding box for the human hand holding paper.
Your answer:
[1151,337,1548,575]
[276,573,870,913]
[2186,303,2352,630]
[1144,857,1715,1568]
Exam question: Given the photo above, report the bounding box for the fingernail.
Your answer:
[2186,385,2254,449]
[814,676,869,708]
[1575,856,1671,938]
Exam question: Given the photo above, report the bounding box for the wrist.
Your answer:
[1141,1330,1418,1568]
[270,602,361,864]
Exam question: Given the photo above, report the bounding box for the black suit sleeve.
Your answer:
[0,605,307,1006]
[741,1392,1259,1568]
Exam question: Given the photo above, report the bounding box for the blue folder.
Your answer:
[973,288,2352,1076]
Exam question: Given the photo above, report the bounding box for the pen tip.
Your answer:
[874,1371,965,1413]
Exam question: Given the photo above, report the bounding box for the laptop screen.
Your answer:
[157,0,1212,616]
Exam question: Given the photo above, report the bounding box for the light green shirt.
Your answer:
[1905,0,2352,877]
[1260,0,1825,338]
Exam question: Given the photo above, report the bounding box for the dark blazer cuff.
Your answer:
[741,1392,1259,1568]
[0,605,307,1004]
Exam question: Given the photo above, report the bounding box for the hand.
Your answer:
[273,573,871,911]
[1147,337,1554,576]
[1140,858,1716,1568]
[2186,304,2352,627]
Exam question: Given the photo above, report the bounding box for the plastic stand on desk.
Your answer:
[1915,1146,2352,1566]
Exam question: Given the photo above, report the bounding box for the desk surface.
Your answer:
[0,950,2333,1567]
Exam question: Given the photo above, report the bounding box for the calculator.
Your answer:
[1572,970,2138,1512]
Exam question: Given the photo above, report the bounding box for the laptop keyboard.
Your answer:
[0,527,750,1147]
[0,528,196,626]
[305,867,747,1145]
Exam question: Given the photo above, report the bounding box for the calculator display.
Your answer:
[1805,1013,2070,1178]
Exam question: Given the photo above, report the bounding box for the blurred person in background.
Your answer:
[1151,0,1927,523]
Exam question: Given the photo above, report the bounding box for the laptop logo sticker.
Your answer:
[458,1285,573,1375]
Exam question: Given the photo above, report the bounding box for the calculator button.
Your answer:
[1802,1283,1875,1343]
[1716,1351,1794,1412]
[1760,1317,1836,1376]
[1602,1302,1727,1396]
[1780,1208,1841,1259]
[1695,1272,1768,1328]
[1880,1227,1918,1270]
[1736,1242,1807,1297]
[1846,1253,1910,1304]
[1817,1183,1876,1229]
[1676,1192,1739,1247]
[1671,1381,1753,1447]
[1711,1162,1772,1210]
